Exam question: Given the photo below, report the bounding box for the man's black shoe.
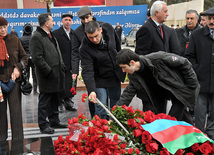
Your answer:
[50,122,68,128]
[64,98,77,111]
[40,127,55,134]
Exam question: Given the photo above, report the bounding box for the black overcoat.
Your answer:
[30,27,65,93]
[53,26,74,97]
[185,26,214,93]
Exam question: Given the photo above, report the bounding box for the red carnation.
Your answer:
[127,119,138,128]
[127,148,134,154]
[120,143,126,149]
[144,110,156,123]
[133,129,143,137]
[135,148,141,155]
[146,142,158,153]
[70,87,75,93]
[81,93,88,102]
[102,125,109,132]
[191,143,199,153]
[199,142,212,155]
[156,113,167,119]
[127,106,135,115]
[78,113,86,119]
[68,117,78,124]
[186,153,194,155]
[174,149,183,155]
[160,148,170,155]
[72,91,77,95]
[141,131,152,144]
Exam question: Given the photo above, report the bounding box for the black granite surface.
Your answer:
[0,137,55,155]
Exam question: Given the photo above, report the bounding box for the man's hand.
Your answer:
[13,67,20,78]
[72,74,77,80]
[89,92,97,103]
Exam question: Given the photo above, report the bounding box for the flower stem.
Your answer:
[96,98,130,134]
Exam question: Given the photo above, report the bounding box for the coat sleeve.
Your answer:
[30,35,52,77]
[135,27,152,55]
[80,47,97,94]
[71,33,80,75]
[117,80,137,106]
[168,29,180,55]
[1,79,16,93]
[15,39,28,73]
[184,34,198,72]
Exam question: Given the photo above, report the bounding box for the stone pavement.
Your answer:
[7,80,142,141]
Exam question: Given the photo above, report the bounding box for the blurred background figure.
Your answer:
[171,24,174,29]
[176,24,179,29]
[115,22,123,44]
[20,23,38,94]
[10,27,18,38]
[200,11,207,27]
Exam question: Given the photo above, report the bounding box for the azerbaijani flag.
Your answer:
[141,119,214,154]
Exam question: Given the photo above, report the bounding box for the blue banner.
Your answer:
[0,5,147,38]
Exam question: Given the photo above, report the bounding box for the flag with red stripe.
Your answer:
[54,0,105,6]
[141,119,214,154]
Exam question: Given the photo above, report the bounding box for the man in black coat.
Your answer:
[176,10,201,56]
[185,7,214,140]
[135,1,180,56]
[53,13,76,112]
[72,6,102,117]
[30,13,67,134]
[80,21,125,119]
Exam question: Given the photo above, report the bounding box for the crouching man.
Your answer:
[116,49,200,124]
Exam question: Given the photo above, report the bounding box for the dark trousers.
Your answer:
[195,93,214,140]
[0,82,23,141]
[168,94,193,125]
[38,93,60,130]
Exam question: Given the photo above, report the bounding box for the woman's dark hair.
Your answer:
[116,49,140,65]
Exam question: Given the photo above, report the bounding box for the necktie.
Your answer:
[158,25,163,39]
[48,32,52,38]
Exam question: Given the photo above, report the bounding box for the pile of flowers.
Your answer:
[54,105,214,155]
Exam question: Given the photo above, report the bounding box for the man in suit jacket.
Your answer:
[30,13,67,134]
[135,1,180,56]
[53,13,77,112]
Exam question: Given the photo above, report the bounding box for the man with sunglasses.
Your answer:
[72,6,102,118]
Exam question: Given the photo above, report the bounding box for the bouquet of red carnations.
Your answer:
[54,105,214,155]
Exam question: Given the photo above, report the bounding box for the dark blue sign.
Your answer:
[0,5,147,37]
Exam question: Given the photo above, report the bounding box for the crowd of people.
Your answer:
[0,1,214,143]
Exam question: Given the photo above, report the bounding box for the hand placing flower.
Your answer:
[70,79,77,95]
